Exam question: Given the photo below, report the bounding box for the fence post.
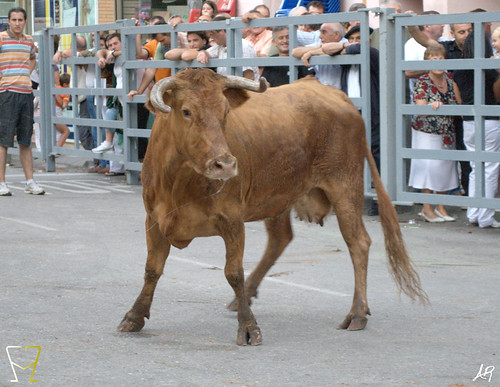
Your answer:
[378,8,397,200]
[121,19,140,185]
[40,27,55,172]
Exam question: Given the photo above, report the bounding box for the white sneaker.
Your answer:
[479,220,500,229]
[0,182,12,196]
[92,141,113,154]
[24,181,45,195]
[490,220,500,229]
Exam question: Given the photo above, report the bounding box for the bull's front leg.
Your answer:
[218,217,262,346]
[227,210,293,311]
[118,216,171,332]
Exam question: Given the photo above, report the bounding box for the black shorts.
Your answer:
[0,91,34,147]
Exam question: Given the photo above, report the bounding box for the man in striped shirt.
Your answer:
[0,7,44,196]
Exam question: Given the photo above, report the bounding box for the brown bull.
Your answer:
[118,68,428,345]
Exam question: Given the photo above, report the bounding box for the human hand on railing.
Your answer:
[301,51,313,67]
[97,57,107,68]
[53,51,63,64]
[431,101,442,110]
[170,18,182,28]
[196,50,210,64]
[241,12,259,24]
[128,90,139,101]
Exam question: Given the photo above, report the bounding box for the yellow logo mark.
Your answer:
[5,346,41,383]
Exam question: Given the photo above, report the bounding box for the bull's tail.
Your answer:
[366,146,429,305]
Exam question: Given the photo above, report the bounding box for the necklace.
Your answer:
[431,75,447,89]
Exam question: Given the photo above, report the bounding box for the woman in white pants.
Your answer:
[454,32,500,228]
[409,45,461,223]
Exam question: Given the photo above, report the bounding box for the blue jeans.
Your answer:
[87,95,97,146]
[104,106,118,133]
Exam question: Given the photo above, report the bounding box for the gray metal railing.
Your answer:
[394,11,500,209]
[14,9,500,210]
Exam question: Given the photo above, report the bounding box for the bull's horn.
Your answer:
[150,76,177,113]
[224,75,268,93]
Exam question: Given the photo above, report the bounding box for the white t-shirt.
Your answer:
[207,40,259,81]
[347,65,360,98]
[404,38,427,98]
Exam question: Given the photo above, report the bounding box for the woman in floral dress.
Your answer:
[408,45,462,222]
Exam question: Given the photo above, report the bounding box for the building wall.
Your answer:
[99,0,116,24]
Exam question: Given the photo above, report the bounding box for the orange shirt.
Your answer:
[143,39,171,82]
[55,85,69,108]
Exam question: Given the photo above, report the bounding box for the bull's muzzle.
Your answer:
[206,154,238,181]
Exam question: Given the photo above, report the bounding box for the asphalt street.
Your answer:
[0,155,499,386]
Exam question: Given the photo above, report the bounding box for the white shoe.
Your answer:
[92,141,113,154]
[419,212,445,223]
[0,182,12,196]
[434,209,456,222]
[481,220,500,229]
[24,181,45,195]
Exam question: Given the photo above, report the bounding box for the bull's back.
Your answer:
[225,79,367,220]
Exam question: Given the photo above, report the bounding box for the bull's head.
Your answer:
[149,69,267,181]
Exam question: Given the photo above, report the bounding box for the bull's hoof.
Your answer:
[117,313,145,332]
[337,316,368,331]
[236,324,262,346]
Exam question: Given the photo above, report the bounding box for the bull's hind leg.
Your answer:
[227,210,293,311]
[118,216,171,332]
[218,216,262,346]
[325,187,372,331]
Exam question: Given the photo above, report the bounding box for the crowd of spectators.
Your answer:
[3,2,500,227]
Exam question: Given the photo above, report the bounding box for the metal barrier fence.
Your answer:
[394,11,500,210]
[11,8,500,210]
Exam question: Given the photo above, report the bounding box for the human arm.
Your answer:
[62,95,70,109]
[165,48,186,60]
[96,48,110,68]
[53,50,63,64]
[136,35,150,59]
[55,93,68,108]
[292,45,323,67]
[241,12,258,24]
[405,69,427,79]
[321,42,347,56]
[407,25,439,49]
[181,49,203,61]
[196,50,211,64]
[414,96,444,111]
[493,76,500,103]
[29,56,36,74]
[127,67,156,100]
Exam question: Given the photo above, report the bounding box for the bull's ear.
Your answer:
[146,90,174,116]
[223,89,250,109]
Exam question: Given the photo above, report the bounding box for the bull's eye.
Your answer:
[182,109,191,117]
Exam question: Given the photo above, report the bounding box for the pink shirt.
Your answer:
[245,29,273,57]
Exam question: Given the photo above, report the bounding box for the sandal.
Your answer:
[105,172,125,176]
